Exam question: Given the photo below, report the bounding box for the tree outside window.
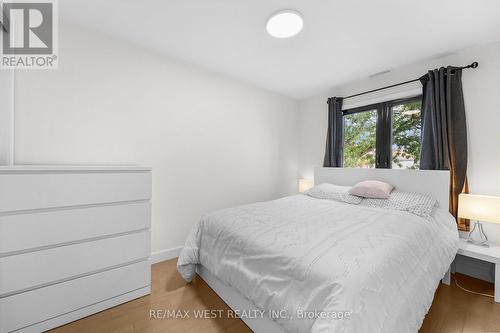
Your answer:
[342,98,421,169]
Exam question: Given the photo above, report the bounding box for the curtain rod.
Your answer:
[340,62,478,100]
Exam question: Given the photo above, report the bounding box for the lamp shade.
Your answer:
[458,194,500,224]
[299,179,314,193]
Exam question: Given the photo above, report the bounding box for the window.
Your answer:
[342,96,422,169]
[391,100,421,169]
[343,109,377,168]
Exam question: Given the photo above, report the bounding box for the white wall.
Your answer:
[14,21,299,254]
[0,70,14,165]
[298,42,500,281]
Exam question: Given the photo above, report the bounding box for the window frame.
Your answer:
[342,95,422,169]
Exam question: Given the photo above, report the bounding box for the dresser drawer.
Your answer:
[0,231,150,297]
[0,260,150,333]
[0,171,151,213]
[0,201,151,255]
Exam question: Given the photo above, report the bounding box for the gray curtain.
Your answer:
[420,67,468,229]
[323,97,344,167]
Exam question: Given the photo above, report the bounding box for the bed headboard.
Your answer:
[314,167,450,209]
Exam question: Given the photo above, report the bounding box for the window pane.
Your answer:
[391,101,421,169]
[343,110,377,168]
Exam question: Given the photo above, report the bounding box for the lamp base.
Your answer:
[467,221,489,247]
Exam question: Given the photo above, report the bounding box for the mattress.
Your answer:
[178,194,459,333]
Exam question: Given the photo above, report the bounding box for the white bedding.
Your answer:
[177,194,458,333]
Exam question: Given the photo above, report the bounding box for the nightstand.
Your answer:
[444,238,500,303]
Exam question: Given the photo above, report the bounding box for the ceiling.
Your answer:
[60,0,500,99]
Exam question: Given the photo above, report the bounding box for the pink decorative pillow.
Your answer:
[349,180,394,199]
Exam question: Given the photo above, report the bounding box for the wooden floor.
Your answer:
[49,259,500,333]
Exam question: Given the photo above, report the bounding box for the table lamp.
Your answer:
[458,194,500,247]
[299,179,314,193]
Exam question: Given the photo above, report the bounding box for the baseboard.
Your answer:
[151,246,182,264]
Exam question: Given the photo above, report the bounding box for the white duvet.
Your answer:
[177,194,458,333]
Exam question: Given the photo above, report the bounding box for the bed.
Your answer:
[177,167,459,333]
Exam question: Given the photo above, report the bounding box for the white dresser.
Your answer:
[0,166,152,333]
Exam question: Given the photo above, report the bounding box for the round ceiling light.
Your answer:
[266,10,303,38]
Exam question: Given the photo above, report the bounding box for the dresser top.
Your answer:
[0,165,151,172]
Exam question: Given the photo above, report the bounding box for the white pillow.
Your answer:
[360,190,437,218]
[305,183,362,204]
[349,180,394,199]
